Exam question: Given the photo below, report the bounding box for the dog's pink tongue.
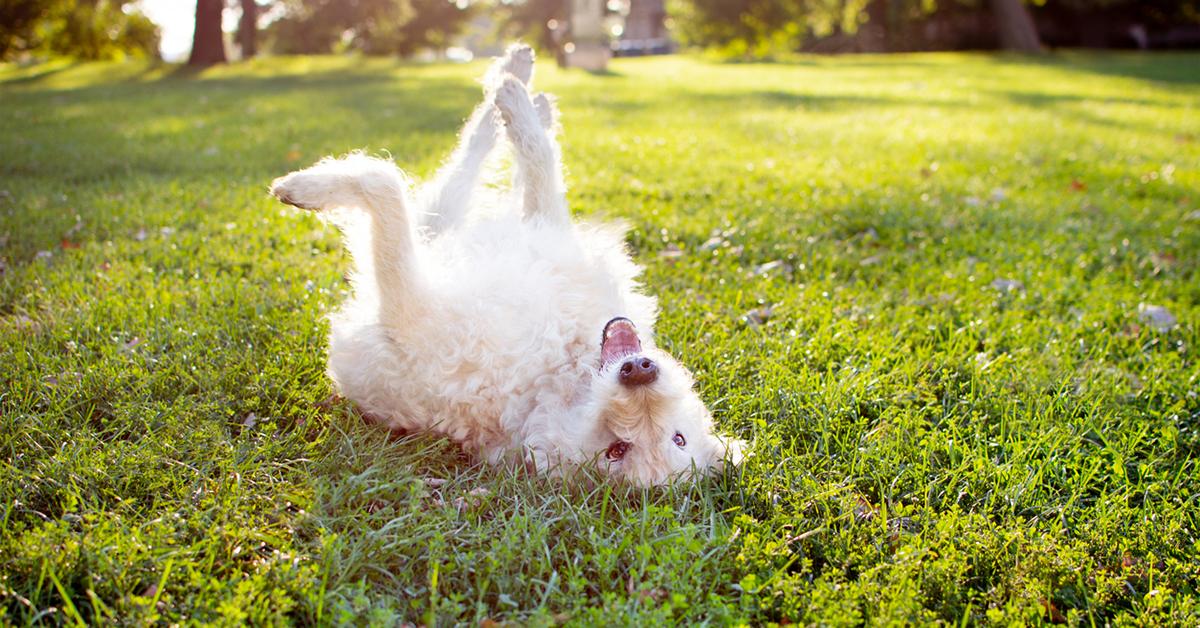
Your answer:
[601,319,641,367]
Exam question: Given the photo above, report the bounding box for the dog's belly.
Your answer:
[324,217,657,459]
[326,312,595,455]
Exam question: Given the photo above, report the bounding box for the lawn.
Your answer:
[1,51,1198,625]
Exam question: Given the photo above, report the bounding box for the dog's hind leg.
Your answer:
[271,154,423,329]
[494,75,569,227]
[417,44,538,236]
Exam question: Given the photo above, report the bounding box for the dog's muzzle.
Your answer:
[618,356,658,387]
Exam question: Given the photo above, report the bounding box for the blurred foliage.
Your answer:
[669,0,1200,56]
[667,0,872,56]
[1052,0,1200,26]
[264,0,475,56]
[493,0,567,56]
[0,0,158,61]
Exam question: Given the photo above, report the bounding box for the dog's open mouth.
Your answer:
[601,317,642,368]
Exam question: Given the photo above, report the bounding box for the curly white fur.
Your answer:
[270,45,744,486]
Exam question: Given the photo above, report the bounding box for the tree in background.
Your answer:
[238,0,261,58]
[265,0,474,56]
[670,0,1049,54]
[858,0,1041,51]
[189,0,227,65]
[0,0,158,60]
[494,0,568,57]
[373,0,474,55]
[991,0,1041,51]
[0,0,47,59]
[1039,0,1200,47]
[668,0,871,56]
[676,0,1200,54]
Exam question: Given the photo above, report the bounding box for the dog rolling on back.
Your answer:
[270,45,744,486]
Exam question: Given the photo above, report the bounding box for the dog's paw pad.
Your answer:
[270,173,321,210]
[493,75,530,124]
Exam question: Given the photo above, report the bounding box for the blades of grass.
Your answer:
[45,564,86,627]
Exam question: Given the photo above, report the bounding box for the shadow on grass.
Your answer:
[987,51,1200,86]
[592,88,948,116]
[707,53,953,70]
[0,61,81,87]
[0,67,478,183]
[704,50,1200,87]
[987,88,1185,133]
[722,89,949,111]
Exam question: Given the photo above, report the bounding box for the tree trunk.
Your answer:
[238,0,258,58]
[989,0,1042,52]
[860,0,888,53]
[188,0,226,66]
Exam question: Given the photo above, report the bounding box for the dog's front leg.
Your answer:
[494,75,569,227]
[418,44,546,236]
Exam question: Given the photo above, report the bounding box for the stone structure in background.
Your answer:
[617,0,672,56]
[566,0,610,71]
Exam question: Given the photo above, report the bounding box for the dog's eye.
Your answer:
[673,432,686,447]
[606,440,630,461]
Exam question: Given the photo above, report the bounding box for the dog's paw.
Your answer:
[484,43,535,93]
[468,106,501,153]
[270,165,349,211]
[532,92,557,131]
[500,43,535,86]
[493,74,535,128]
[270,171,321,210]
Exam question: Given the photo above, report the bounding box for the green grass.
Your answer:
[1,51,1198,625]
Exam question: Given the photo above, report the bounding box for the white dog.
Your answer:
[270,45,744,486]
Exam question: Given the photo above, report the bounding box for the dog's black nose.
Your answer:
[618,357,658,387]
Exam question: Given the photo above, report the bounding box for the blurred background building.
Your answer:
[615,0,671,57]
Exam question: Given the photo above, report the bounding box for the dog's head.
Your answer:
[584,317,745,486]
